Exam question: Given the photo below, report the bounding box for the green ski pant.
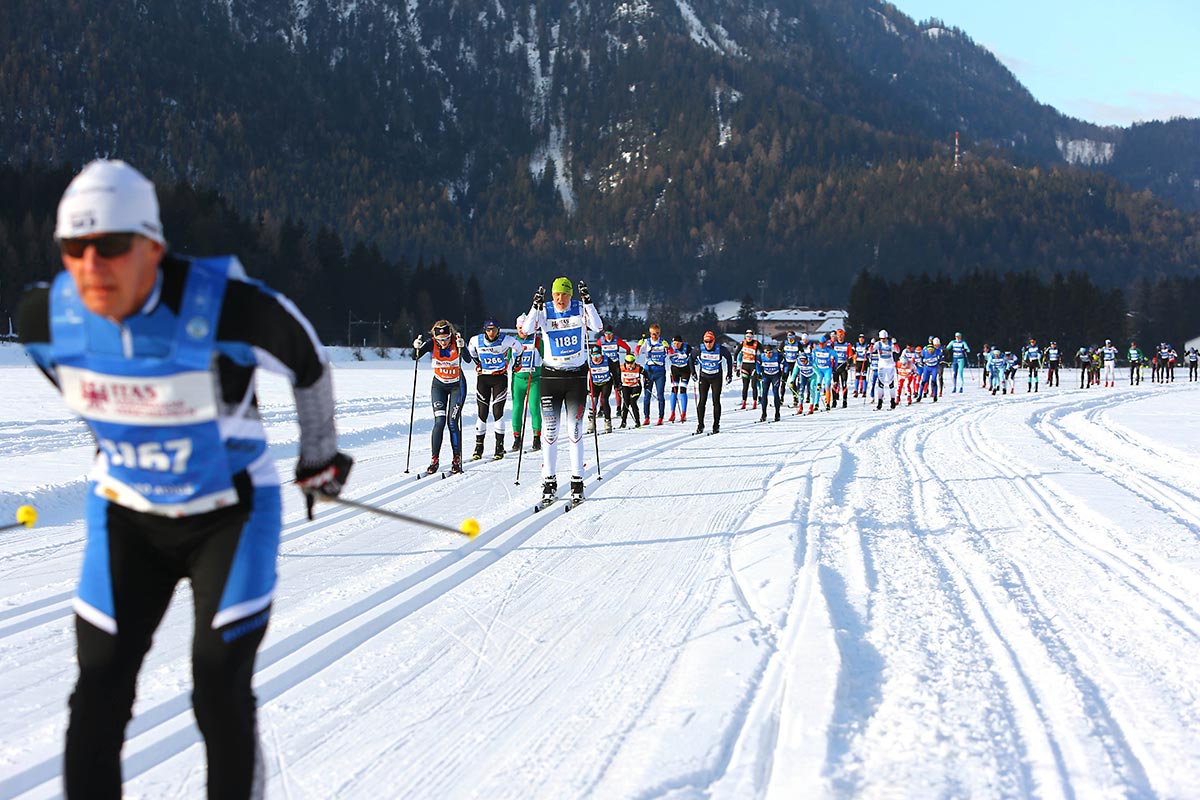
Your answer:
[511,369,543,437]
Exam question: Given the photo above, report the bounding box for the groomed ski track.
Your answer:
[0,361,1198,799]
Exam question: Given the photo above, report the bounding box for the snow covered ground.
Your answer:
[1,343,1198,799]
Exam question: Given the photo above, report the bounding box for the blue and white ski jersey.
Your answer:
[469,332,521,375]
[812,346,833,370]
[921,346,943,368]
[853,343,870,362]
[1007,354,1020,370]
[1102,345,1119,363]
[523,298,603,371]
[1045,346,1061,362]
[598,335,631,364]
[1187,348,1199,364]
[589,358,614,385]
[639,337,671,369]
[23,254,337,634]
[872,340,897,366]
[668,343,692,369]
[757,351,786,377]
[782,339,802,362]
[946,339,971,362]
[691,344,733,377]
[789,359,815,383]
[1022,345,1042,364]
[513,335,542,372]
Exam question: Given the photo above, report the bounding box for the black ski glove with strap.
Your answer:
[295,452,354,520]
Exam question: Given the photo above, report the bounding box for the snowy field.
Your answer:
[1,341,1198,799]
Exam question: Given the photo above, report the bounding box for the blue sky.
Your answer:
[887,0,1200,127]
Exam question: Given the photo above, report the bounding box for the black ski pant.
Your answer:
[696,374,724,429]
[1046,361,1060,386]
[431,377,465,459]
[740,365,758,404]
[832,362,849,401]
[474,372,509,436]
[620,385,643,426]
[67,500,268,800]
[589,380,614,422]
[1026,363,1040,389]
[1190,362,1198,381]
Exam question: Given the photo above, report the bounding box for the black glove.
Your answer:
[533,285,545,310]
[578,280,592,304]
[295,452,354,520]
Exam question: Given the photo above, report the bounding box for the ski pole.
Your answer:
[588,348,603,481]
[514,369,532,485]
[0,505,37,532]
[404,351,420,473]
[317,494,480,538]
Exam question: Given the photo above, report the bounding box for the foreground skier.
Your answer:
[523,277,603,506]
[20,160,351,799]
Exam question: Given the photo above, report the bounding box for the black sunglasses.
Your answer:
[58,233,137,259]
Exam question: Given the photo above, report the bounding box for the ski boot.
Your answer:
[656,417,664,426]
[471,435,486,461]
[448,456,464,475]
[619,419,627,429]
[570,476,584,503]
[493,433,506,460]
[542,477,558,504]
[740,401,747,410]
[424,456,440,476]
[586,418,596,435]
[531,433,542,452]
[680,412,687,423]
[667,412,676,423]
[774,409,781,422]
[695,421,704,435]
[605,419,613,434]
[891,398,899,409]
[759,410,767,422]
[712,422,720,434]
[841,397,847,409]
[513,432,523,452]
[876,398,883,410]
[644,416,652,427]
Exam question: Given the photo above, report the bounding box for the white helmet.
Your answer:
[516,314,527,337]
[933,337,941,346]
[878,329,889,340]
[800,332,809,343]
[56,159,165,244]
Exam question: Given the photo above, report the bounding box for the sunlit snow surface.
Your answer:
[0,343,1198,799]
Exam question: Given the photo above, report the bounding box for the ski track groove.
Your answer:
[1038,401,1200,533]
[896,420,1054,799]
[958,403,1173,796]
[974,404,1200,644]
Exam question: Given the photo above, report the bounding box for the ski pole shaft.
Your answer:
[514,370,532,485]
[590,372,603,481]
[404,355,420,473]
[321,495,479,538]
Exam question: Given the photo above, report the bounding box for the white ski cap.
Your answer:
[515,313,527,337]
[55,159,164,244]
[878,329,889,339]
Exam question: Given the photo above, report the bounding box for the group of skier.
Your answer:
[412,308,1200,504]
